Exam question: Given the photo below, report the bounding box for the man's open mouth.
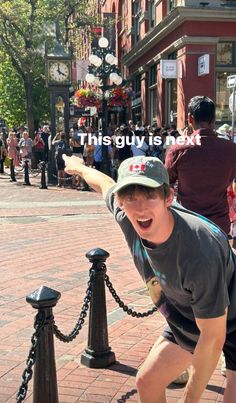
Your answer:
[137,218,153,229]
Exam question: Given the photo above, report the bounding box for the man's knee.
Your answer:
[136,366,166,395]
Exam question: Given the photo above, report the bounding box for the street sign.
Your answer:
[229,92,236,113]
[227,75,236,88]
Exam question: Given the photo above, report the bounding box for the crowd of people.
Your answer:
[0,125,51,172]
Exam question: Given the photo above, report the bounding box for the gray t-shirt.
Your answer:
[106,187,236,352]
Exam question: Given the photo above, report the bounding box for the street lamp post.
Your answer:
[85,37,123,175]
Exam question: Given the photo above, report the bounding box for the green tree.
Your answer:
[0,0,100,134]
[0,51,25,127]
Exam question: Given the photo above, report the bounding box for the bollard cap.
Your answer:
[86,248,110,263]
[26,285,61,309]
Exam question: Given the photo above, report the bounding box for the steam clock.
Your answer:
[46,41,72,142]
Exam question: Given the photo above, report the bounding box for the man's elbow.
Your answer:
[201,332,226,351]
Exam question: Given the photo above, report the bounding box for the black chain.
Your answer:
[105,274,157,318]
[16,311,45,403]
[53,269,95,342]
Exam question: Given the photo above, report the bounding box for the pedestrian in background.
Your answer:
[40,125,50,162]
[18,131,33,165]
[7,131,19,167]
[52,132,67,187]
[33,131,45,165]
[165,95,236,236]
[0,133,7,173]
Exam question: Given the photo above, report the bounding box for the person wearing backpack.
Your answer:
[52,132,68,187]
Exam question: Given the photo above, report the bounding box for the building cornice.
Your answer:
[122,6,236,67]
[145,35,219,67]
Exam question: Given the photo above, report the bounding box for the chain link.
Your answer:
[105,274,157,318]
[53,269,95,342]
[52,174,75,181]
[16,311,45,403]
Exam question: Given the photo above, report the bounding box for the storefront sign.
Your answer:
[198,54,210,76]
[131,97,141,107]
[227,75,236,89]
[160,60,178,79]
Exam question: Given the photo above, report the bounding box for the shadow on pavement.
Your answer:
[206,384,225,395]
[108,362,137,376]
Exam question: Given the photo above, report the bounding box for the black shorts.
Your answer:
[162,326,236,371]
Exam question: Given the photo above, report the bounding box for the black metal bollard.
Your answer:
[81,248,116,368]
[23,159,31,186]
[26,286,61,403]
[0,158,4,174]
[9,158,17,182]
[39,161,48,189]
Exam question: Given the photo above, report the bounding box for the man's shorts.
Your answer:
[162,326,236,371]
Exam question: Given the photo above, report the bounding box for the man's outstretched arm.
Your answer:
[63,155,116,199]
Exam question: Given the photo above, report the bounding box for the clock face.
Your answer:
[49,62,70,82]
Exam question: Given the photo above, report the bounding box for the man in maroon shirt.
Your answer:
[165,96,236,235]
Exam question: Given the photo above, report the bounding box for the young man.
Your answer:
[64,154,236,403]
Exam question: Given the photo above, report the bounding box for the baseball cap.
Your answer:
[112,156,169,194]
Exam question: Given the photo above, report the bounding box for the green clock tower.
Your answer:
[46,41,72,142]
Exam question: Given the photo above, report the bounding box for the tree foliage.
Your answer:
[0,0,99,133]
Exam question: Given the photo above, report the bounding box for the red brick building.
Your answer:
[102,0,236,130]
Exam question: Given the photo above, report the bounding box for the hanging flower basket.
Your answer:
[74,86,135,109]
[75,89,101,108]
[106,87,134,107]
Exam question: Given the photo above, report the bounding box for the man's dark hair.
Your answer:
[188,96,215,124]
[117,184,171,201]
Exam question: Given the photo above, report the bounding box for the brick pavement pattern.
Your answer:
[0,171,226,402]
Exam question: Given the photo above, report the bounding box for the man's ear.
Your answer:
[188,113,193,127]
[165,188,174,207]
[115,195,124,209]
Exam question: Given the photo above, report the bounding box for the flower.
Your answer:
[107,87,134,107]
[75,89,101,108]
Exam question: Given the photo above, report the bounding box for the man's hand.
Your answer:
[63,154,84,176]
[63,154,115,198]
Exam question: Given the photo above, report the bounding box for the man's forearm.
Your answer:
[80,165,115,194]
[180,336,224,403]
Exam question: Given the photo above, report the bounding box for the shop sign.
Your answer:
[227,75,236,89]
[85,106,97,116]
[160,60,178,79]
[198,54,210,76]
[131,97,141,107]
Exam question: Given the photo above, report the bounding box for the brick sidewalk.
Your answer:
[0,172,226,402]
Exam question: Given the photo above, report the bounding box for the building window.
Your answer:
[150,65,157,86]
[221,1,236,7]
[168,0,176,11]
[134,74,141,94]
[216,71,236,124]
[150,89,157,124]
[149,65,157,124]
[149,0,156,28]
[217,42,233,65]
[121,0,125,31]
[133,0,141,43]
[216,42,236,124]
